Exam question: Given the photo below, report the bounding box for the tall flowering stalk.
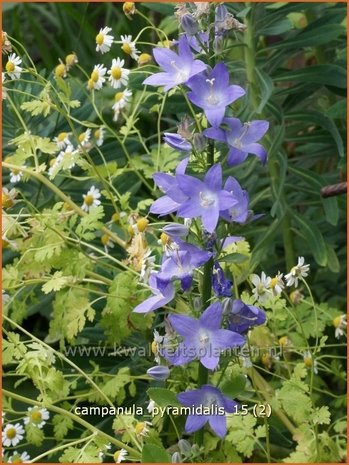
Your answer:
[135,3,269,441]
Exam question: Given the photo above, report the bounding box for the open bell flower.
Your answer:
[187,63,245,127]
[164,301,245,369]
[133,274,175,314]
[204,117,269,166]
[227,299,266,333]
[177,384,239,437]
[143,35,206,91]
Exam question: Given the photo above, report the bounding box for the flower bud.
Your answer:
[213,35,223,55]
[178,439,191,456]
[146,365,170,381]
[192,133,207,152]
[138,53,152,66]
[65,52,78,68]
[215,4,228,24]
[171,452,182,463]
[123,2,135,15]
[136,217,149,232]
[181,14,198,36]
[162,223,189,238]
[290,289,304,304]
[55,63,66,79]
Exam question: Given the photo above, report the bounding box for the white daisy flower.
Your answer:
[58,144,78,169]
[270,272,284,297]
[250,271,272,304]
[2,73,7,100]
[24,407,49,429]
[8,451,30,463]
[285,256,310,287]
[94,127,105,146]
[2,423,25,447]
[108,58,130,89]
[333,314,347,339]
[147,400,156,414]
[303,350,318,374]
[2,187,18,208]
[96,26,114,54]
[53,132,70,150]
[82,186,101,212]
[113,449,128,463]
[5,53,22,80]
[88,64,107,91]
[9,168,24,184]
[78,128,92,148]
[135,421,152,437]
[120,35,139,60]
[112,89,132,113]
[101,233,114,253]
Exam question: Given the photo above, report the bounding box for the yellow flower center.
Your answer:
[279,336,289,347]
[115,92,124,102]
[84,195,94,206]
[135,422,146,435]
[6,427,17,439]
[101,234,110,246]
[11,168,20,175]
[91,70,99,82]
[10,456,22,464]
[113,450,123,462]
[333,316,342,328]
[30,410,43,422]
[270,277,278,289]
[94,129,101,139]
[96,33,104,46]
[87,79,94,90]
[111,66,122,80]
[112,212,120,223]
[78,133,86,143]
[57,132,67,142]
[151,341,157,354]
[55,63,66,78]
[63,201,73,211]
[261,353,271,366]
[49,158,56,167]
[6,61,15,72]
[123,2,135,14]
[65,53,77,66]
[2,193,13,209]
[127,224,134,236]
[304,356,312,368]
[136,218,149,232]
[138,53,151,66]
[160,232,170,246]
[121,43,132,55]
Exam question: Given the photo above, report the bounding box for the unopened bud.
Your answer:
[55,63,66,79]
[215,4,228,24]
[178,439,191,456]
[213,35,223,55]
[162,223,189,237]
[138,53,152,66]
[171,452,182,463]
[147,365,170,381]
[136,217,149,232]
[192,133,207,152]
[181,14,198,36]
[123,2,136,16]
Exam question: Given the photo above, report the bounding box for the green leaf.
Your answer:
[53,414,74,441]
[293,213,327,266]
[42,271,72,294]
[142,444,171,463]
[219,253,249,264]
[322,197,339,226]
[285,111,344,158]
[275,65,346,89]
[221,374,247,398]
[325,244,340,273]
[147,387,181,408]
[255,68,273,114]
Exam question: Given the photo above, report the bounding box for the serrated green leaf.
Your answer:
[142,444,171,463]
[147,388,181,408]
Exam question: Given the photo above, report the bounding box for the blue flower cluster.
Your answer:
[134,4,268,439]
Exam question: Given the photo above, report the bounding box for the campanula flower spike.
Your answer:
[186,63,245,127]
[165,302,245,369]
[143,35,207,91]
[205,117,269,166]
